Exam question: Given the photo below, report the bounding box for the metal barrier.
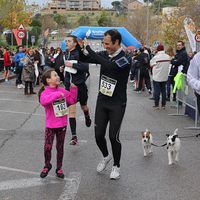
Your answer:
[168,74,200,129]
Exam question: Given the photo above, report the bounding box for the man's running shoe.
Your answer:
[69,136,78,145]
[96,154,112,173]
[85,116,92,127]
[110,166,120,180]
[55,168,65,179]
[40,164,52,178]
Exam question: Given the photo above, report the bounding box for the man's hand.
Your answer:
[83,37,88,47]
[70,83,77,88]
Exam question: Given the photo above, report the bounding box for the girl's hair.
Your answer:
[38,68,55,102]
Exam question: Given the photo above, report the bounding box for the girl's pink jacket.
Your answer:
[40,86,77,128]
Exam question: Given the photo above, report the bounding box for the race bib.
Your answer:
[53,99,68,117]
[100,75,117,97]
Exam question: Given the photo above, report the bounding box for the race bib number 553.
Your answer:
[53,99,68,117]
[100,75,117,97]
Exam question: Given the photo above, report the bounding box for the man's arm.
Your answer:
[85,45,129,71]
[187,54,200,91]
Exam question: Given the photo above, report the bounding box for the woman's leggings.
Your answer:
[44,127,66,169]
[95,102,126,167]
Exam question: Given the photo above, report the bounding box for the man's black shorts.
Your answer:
[77,83,88,106]
[65,82,88,106]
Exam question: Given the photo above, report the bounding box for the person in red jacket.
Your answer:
[3,47,11,82]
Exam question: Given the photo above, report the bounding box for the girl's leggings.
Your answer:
[44,126,66,169]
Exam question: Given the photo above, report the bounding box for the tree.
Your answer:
[119,7,161,45]
[178,0,200,25]
[53,14,69,29]
[161,11,186,47]
[77,15,90,26]
[0,0,32,29]
[111,1,124,14]
[98,12,113,27]
[28,18,42,45]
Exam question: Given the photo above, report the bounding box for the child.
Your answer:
[22,55,35,95]
[39,69,77,179]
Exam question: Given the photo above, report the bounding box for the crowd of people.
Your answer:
[0,31,198,181]
[128,41,194,110]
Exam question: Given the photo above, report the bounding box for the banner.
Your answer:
[71,26,141,48]
[184,17,196,52]
[12,29,21,46]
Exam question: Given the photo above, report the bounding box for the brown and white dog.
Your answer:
[141,129,153,157]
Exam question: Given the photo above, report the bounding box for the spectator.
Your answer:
[3,47,11,82]
[187,52,200,115]
[167,41,189,101]
[134,48,152,94]
[15,45,26,89]
[0,46,4,72]
[150,44,171,110]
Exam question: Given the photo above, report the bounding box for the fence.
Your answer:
[169,74,200,129]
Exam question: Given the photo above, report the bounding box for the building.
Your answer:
[48,0,101,10]
[128,0,143,10]
[122,0,143,10]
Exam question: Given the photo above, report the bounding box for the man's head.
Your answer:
[18,45,24,52]
[103,29,121,55]
[157,44,164,52]
[176,41,185,51]
[66,35,78,52]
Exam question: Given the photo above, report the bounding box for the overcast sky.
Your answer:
[27,0,119,8]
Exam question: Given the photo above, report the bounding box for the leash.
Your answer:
[150,133,200,147]
[179,133,200,139]
[151,142,167,147]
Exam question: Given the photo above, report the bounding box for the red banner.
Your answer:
[12,29,22,46]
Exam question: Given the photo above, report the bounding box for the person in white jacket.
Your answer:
[187,52,200,114]
[150,44,171,109]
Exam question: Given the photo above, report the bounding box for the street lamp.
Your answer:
[146,0,149,46]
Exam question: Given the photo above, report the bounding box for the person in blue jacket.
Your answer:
[15,45,26,88]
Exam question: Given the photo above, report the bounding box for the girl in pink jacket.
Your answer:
[39,69,77,179]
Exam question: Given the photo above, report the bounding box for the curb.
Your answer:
[0,75,17,83]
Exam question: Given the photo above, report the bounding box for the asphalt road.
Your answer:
[0,66,200,200]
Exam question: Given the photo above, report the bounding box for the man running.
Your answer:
[84,29,132,179]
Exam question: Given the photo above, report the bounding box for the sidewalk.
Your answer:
[0,71,16,83]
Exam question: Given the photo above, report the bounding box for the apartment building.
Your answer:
[121,0,143,10]
[48,0,101,10]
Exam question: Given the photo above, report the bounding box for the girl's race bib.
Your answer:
[53,98,68,117]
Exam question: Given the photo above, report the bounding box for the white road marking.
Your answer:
[0,166,81,199]
[0,98,37,103]
[78,140,88,143]
[0,178,59,191]
[0,91,23,95]
[0,165,43,176]
[0,109,44,116]
[0,128,7,131]
[58,172,81,200]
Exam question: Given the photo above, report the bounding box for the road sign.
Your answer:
[18,24,25,30]
[17,30,26,39]
[153,40,160,48]
[195,34,200,42]
[31,35,35,45]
